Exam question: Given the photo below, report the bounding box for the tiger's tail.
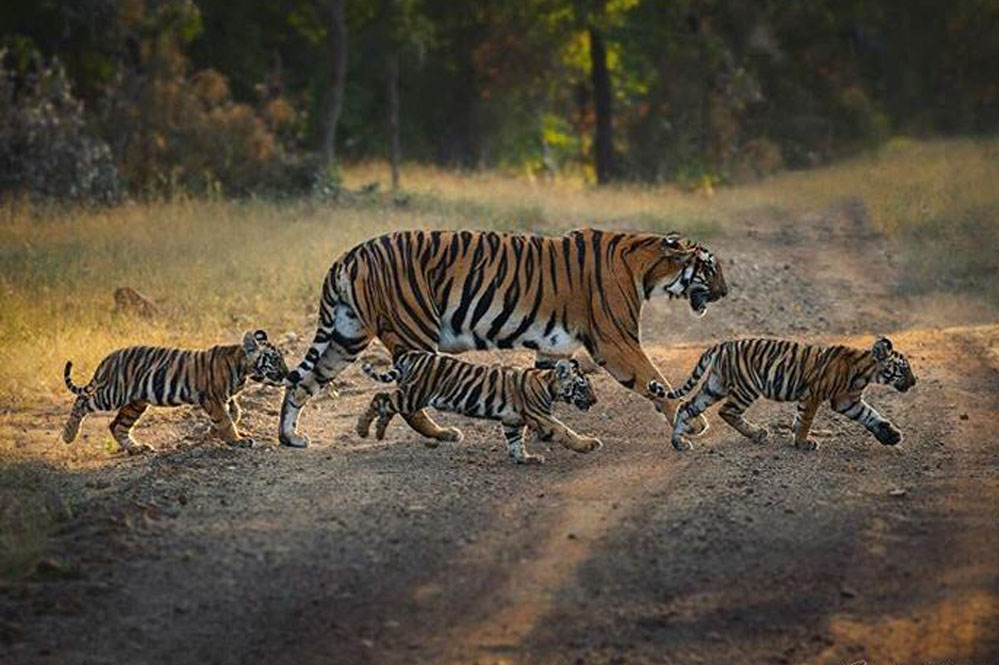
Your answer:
[666,346,719,399]
[361,361,401,384]
[63,361,87,396]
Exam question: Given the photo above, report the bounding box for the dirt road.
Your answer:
[3,202,998,665]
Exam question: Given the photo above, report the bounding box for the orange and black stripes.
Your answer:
[356,350,599,464]
[664,337,916,451]
[280,228,727,448]
[63,331,287,453]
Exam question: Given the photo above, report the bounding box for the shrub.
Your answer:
[0,48,121,205]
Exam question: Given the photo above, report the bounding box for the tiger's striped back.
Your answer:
[66,345,250,412]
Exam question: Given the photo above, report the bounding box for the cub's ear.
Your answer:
[253,329,268,342]
[569,357,580,371]
[872,336,893,361]
[554,358,574,379]
[243,330,261,354]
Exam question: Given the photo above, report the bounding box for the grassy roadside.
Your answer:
[0,137,996,584]
[2,138,997,408]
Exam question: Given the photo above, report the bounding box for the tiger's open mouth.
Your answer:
[689,287,710,316]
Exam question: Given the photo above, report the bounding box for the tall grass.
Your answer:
[1,138,996,407]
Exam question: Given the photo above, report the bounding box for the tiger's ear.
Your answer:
[661,233,683,250]
[554,359,573,379]
[872,336,893,361]
[253,329,268,342]
[569,357,580,372]
[243,330,261,354]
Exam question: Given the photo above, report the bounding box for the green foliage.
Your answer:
[0,0,996,198]
[0,47,121,204]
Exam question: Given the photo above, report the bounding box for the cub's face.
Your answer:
[243,330,289,386]
[552,359,597,411]
[872,337,916,392]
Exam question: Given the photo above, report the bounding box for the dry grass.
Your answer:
[1,138,996,410]
[0,137,996,581]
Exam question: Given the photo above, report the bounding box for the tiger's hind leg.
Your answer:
[402,411,462,447]
[671,374,727,451]
[110,401,152,455]
[62,396,91,444]
[718,390,769,444]
[357,392,400,441]
[525,414,601,454]
[227,398,241,425]
[280,297,372,448]
[503,422,544,464]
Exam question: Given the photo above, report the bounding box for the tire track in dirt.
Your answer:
[432,453,689,664]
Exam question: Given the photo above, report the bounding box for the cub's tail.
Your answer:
[361,361,401,384]
[666,346,719,399]
[63,361,87,396]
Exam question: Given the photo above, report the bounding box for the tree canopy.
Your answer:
[2,0,996,198]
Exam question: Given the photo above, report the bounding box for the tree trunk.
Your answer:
[386,51,401,192]
[589,24,614,184]
[318,0,347,174]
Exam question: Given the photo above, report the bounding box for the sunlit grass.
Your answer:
[1,138,996,409]
[346,137,999,235]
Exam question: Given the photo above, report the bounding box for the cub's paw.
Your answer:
[514,452,546,465]
[750,426,770,445]
[125,442,156,456]
[230,437,255,449]
[279,433,310,449]
[571,437,602,453]
[442,427,464,443]
[687,414,710,437]
[356,421,371,438]
[875,423,902,446]
[671,436,693,452]
[794,438,820,451]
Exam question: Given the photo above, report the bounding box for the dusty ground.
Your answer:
[2,201,998,665]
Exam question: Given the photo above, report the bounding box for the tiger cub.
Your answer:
[652,336,916,451]
[356,351,600,464]
[63,330,288,454]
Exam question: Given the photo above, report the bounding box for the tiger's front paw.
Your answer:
[569,436,602,453]
[442,427,464,443]
[749,426,770,444]
[230,437,255,449]
[875,423,902,446]
[794,438,820,451]
[279,433,310,449]
[125,442,155,456]
[671,436,693,451]
[513,452,546,465]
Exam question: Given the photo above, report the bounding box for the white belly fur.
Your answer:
[437,311,579,355]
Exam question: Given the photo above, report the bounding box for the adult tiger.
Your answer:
[279,228,728,448]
